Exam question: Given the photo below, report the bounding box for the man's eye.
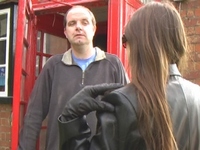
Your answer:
[68,22,75,26]
[82,20,89,25]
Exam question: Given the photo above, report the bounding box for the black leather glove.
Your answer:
[59,83,123,122]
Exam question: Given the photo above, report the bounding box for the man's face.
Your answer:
[64,7,96,46]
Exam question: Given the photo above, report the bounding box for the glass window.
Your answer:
[0,40,6,64]
[44,33,68,55]
[0,67,5,91]
[0,14,7,37]
[0,8,10,96]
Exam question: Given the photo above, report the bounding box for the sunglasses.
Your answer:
[122,34,127,48]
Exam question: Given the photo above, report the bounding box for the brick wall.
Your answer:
[176,0,200,85]
[0,104,12,150]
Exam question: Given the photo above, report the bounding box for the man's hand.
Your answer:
[59,83,123,121]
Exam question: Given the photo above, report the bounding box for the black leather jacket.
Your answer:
[58,64,200,150]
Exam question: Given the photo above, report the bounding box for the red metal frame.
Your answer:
[11,0,27,149]
[32,0,107,15]
[11,0,37,149]
[24,1,37,107]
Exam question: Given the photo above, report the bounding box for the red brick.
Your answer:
[186,27,195,35]
[184,71,200,80]
[0,127,11,132]
[0,141,10,147]
[189,35,200,44]
[187,60,195,70]
[186,1,200,9]
[187,35,193,44]
[195,26,200,34]
[190,51,200,61]
[184,18,199,27]
[195,8,200,17]
[0,112,11,118]
[195,44,200,52]
[187,9,195,17]
[194,62,200,71]
[197,20,200,26]
[1,119,11,126]
[0,133,6,140]
[180,9,187,17]
[188,61,200,71]
[181,2,188,10]
[188,43,196,52]
[6,133,11,141]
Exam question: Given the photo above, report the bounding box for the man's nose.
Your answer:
[76,22,82,30]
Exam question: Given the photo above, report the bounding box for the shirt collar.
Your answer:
[61,47,106,65]
[169,64,181,76]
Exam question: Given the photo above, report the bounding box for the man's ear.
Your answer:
[93,25,97,33]
[64,28,68,38]
[92,25,97,36]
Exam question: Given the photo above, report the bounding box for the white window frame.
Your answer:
[0,8,10,96]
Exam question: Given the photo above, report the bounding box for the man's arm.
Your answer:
[18,62,52,150]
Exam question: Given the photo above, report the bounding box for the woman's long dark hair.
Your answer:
[125,1,188,150]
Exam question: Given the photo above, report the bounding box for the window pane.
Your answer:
[0,8,10,96]
[44,33,68,55]
[0,67,5,91]
[35,55,40,76]
[0,14,7,37]
[22,46,27,70]
[37,31,41,52]
[0,40,6,64]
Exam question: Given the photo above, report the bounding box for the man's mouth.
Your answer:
[75,34,84,37]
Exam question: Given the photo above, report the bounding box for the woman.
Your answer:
[58,1,200,150]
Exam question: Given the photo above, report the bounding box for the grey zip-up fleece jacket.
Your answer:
[18,47,129,150]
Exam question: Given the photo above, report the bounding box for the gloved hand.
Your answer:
[59,83,123,122]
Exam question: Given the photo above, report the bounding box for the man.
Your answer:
[18,5,129,150]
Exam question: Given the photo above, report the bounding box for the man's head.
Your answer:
[63,5,97,47]
[63,5,96,27]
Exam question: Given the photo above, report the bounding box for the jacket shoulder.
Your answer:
[179,78,200,105]
[45,54,63,64]
[103,84,137,109]
[42,54,63,69]
[170,77,200,100]
[105,53,121,62]
[180,78,200,91]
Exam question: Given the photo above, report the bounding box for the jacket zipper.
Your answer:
[81,71,85,85]
[81,60,95,85]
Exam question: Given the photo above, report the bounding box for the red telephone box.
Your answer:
[11,0,142,149]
